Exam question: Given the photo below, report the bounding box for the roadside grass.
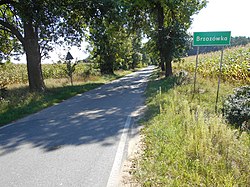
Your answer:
[0,71,132,126]
[134,72,250,186]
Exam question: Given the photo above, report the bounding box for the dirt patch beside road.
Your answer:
[119,132,144,187]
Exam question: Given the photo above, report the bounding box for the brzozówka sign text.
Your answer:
[193,31,231,46]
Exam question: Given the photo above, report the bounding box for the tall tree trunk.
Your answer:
[99,36,114,75]
[24,22,45,92]
[156,2,165,71]
[100,53,114,75]
[132,52,137,69]
[165,54,173,77]
[165,39,174,77]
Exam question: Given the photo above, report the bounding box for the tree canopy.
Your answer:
[133,0,207,76]
[0,0,208,91]
[0,0,86,91]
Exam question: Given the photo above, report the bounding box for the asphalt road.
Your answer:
[0,66,155,187]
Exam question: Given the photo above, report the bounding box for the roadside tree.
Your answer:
[0,0,86,91]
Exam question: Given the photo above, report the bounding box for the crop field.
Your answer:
[0,62,97,88]
[174,44,250,83]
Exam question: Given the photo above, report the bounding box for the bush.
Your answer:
[175,70,189,85]
[223,86,250,130]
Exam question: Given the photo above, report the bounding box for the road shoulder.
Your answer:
[119,105,147,187]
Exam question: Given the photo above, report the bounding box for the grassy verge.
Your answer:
[134,72,250,186]
[0,70,132,126]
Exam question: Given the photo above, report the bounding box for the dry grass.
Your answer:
[133,74,250,186]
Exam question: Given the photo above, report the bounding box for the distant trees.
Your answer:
[85,0,126,74]
[85,0,145,74]
[187,36,250,56]
[231,36,250,46]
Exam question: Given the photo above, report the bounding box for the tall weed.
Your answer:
[135,78,250,186]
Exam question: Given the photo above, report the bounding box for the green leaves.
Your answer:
[0,0,89,58]
[86,0,143,74]
[130,0,207,75]
[0,0,207,88]
[223,86,250,130]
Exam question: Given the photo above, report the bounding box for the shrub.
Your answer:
[175,70,189,85]
[223,85,250,130]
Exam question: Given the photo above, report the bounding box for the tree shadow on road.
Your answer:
[0,67,154,156]
[0,83,104,126]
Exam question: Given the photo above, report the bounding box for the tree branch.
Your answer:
[0,25,11,33]
[0,19,24,45]
[0,0,17,6]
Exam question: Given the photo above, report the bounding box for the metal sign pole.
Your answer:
[215,47,224,113]
[193,46,199,93]
[193,31,231,113]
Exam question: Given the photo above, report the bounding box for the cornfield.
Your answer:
[175,44,250,83]
[0,63,96,87]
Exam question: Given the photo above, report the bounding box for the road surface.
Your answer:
[0,66,154,187]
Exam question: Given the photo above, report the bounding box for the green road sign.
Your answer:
[193,31,231,46]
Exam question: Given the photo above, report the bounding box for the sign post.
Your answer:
[65,51,75,86]
[193,46,199,93]
[215,47,224,112]
[193,31,231,112]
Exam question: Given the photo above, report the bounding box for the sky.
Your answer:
[14,0,250,63]
[189,0,250,37]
